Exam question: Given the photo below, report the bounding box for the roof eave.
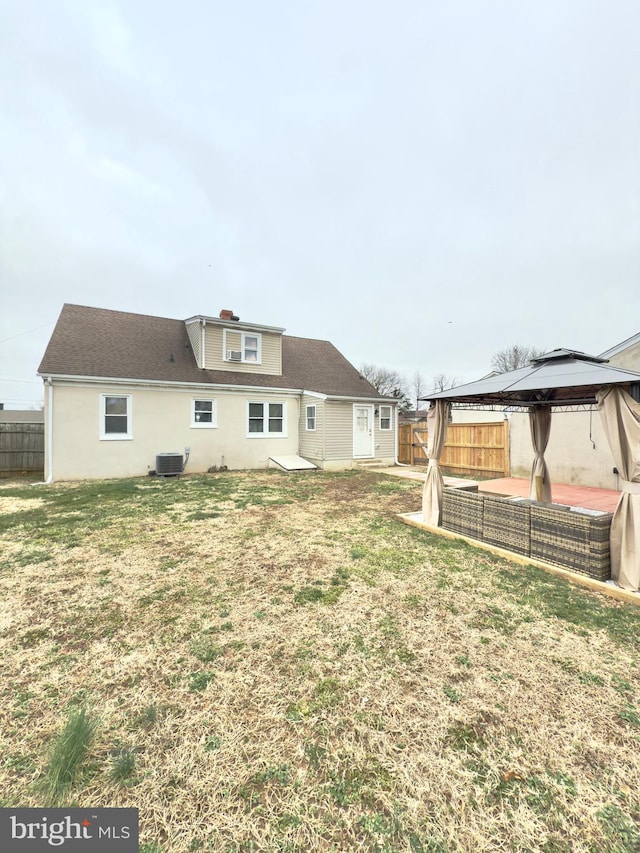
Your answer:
[37,372,305,395]
[324,393,400,403]
[598,330,640,359]
[184,316,286,334]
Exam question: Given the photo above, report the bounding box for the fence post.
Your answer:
[503,419,510,477]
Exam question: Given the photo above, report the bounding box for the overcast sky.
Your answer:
[1,0,639,408]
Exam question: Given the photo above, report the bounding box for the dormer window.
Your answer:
[223,329,262,364]
[244,334,259,362]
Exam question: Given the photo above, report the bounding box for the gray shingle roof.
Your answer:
[38,304,383,399]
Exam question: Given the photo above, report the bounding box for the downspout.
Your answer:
[45,377,54,483]
[200,319,206,368]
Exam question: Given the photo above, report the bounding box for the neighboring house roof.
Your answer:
[598,331,640,360]
[399,409,430,422]
[0,410,44,423]
[38,304,385,400]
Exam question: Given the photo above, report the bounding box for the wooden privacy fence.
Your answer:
[0,423,45,477]
[398,421,510,479]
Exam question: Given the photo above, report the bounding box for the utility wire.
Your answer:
[0,321,55,345]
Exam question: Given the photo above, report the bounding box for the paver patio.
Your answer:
[378,467,621,512]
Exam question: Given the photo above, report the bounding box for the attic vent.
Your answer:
[226,350,242,362]
[156,453,183,476]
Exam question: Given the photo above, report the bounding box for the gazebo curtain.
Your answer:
[596,386,640,592]
[529,405,552,502]
[422,400,451,526]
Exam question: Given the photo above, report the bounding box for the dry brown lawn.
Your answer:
[0,470,639,852]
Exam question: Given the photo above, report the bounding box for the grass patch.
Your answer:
[293,567,350,605]
[190,635,223,663]
[188,671,217,692]
[110,747,137,783]
[495,563,640,645]
[40,706,98,805]
[596,803,640,851]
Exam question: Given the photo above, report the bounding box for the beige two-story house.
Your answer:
[38,304,398,481]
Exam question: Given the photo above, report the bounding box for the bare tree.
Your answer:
[360,363,406,397]
[360,363,411,410]
[431,373,459,393]
[491,345,545,373]
[412,370,427,409]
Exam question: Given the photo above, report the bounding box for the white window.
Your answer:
[100,394,132,440]
[224,330,262,364]
[306,404,316,431]
[247,401,287,437]
[379,405,392,431]
[191,399,217,428]
[243,334,260,363]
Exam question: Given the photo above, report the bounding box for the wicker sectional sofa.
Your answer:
[441,487,613,581]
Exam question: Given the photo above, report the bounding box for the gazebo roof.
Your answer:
[421,349,640,410]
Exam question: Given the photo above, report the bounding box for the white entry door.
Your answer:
[353,405,374,458]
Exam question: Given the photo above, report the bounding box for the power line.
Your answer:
[0,321,55,345]
[0,378,42,384]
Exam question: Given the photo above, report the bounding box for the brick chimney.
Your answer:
[219,309,239,321]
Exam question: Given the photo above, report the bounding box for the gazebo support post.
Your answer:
[529,405,552,503]
[422,400,451,526]
[596,386,640,592]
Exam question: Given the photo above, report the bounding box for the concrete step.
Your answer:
[355,458,386,469]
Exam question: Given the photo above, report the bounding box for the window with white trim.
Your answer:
[191,399,217,428]
[100,394,132,440]
[247,401,286,436]
[379,405,392,431]
[243,334,260,363]
[224,330,262,364]
[305,404,316,431]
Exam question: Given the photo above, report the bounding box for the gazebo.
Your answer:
[419,349,640,592]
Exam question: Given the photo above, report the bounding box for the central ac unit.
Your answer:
[156,453,183,476]
[226,350,242,362]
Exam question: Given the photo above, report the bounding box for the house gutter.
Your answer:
[35,374,396,403]
[324,394,398,403]
[36,372,305,397]
[184,315,286,334]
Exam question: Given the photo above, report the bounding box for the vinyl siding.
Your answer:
[324,402,354,460]
[375,406,397,458]
[324,401,397,462]
[608,340,640,372]
[203,325,282,375]
[298,396,325,462]
[185,320,202,367]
